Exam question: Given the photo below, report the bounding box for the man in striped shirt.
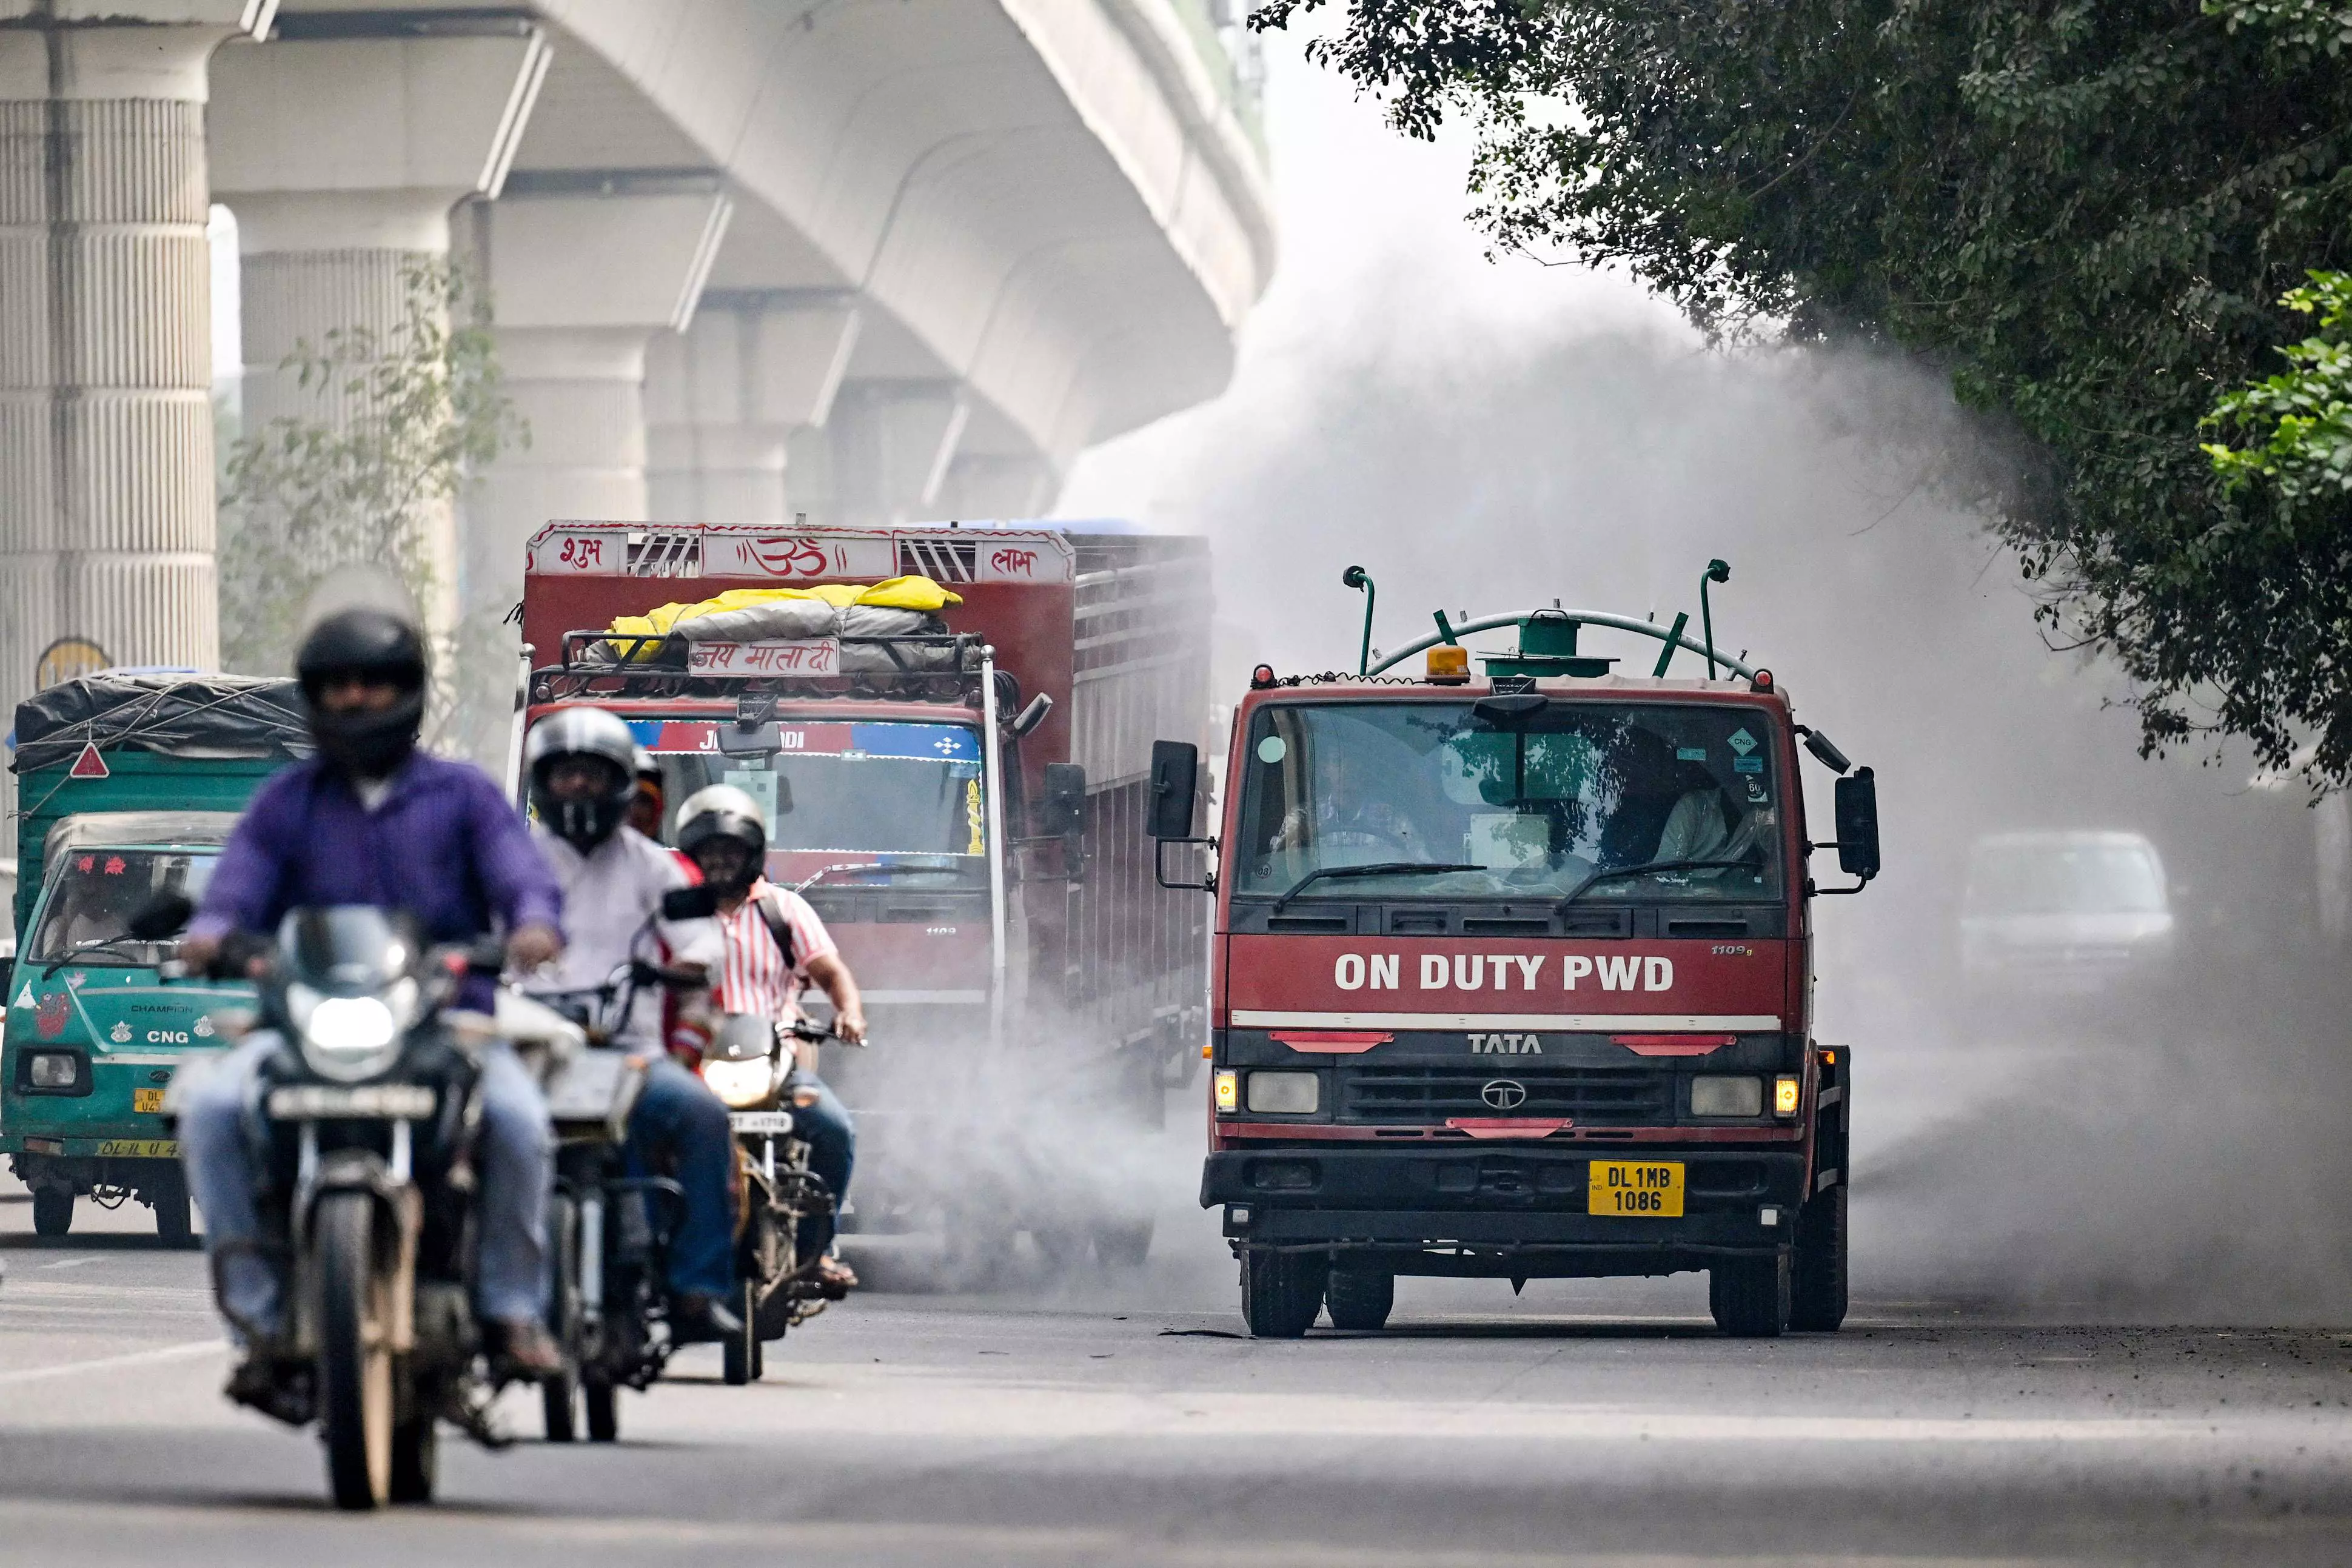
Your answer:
[676,785,865,1295]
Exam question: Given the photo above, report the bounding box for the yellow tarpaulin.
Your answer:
[603,576,962,660]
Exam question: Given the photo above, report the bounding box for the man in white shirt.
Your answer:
[674,783,865,1296]
[522,708,745,1340]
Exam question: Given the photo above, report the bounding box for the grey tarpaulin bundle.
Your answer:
[12,674,312,774]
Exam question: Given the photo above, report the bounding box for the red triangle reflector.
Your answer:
[68,743,109,779]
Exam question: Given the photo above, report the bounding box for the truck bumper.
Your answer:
[1201,1145,1809,1277]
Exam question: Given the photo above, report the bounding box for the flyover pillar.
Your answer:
[0,5,270,757]
[464,181,731,612]
[644,291,860,527]
[817,380,968,528]
[208,27,548,642]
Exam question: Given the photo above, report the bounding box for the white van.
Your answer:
[1960,831,2174,997]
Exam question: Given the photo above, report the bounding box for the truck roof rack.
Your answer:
[1367,607,1761,683]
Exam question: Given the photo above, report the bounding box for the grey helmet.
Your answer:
[674,783,768,890]
[525,706,640,852]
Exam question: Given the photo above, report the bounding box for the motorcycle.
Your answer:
[527,887,715,1443]
[141,897,583,1510]
[695,1014,863,1384]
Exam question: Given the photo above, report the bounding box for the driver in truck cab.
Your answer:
[176,608,569,1408]
[673,784,865,1296]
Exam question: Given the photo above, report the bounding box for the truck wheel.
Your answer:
[151,1168,196,1250]
[585,1380,619,1443]
[1324,1268,1394,1330]
[1709,1251,1791,1338]
[31,1188,72,1239]
[1788,1184,1848,1332]
[1239,1250,1325,1339]
[1092,1218,1153,1270]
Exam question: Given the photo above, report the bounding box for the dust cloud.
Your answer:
[1050,36,2352,1324]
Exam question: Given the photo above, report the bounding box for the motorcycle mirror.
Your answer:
[464,936,509,976]
[128,893,194,942]
[662,885,719,921]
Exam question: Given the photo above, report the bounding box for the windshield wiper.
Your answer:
[42,934,153,979]
[1555,855,1764,913]
[1273,862,1484,913]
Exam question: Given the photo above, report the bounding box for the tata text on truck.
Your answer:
[1152,597,1880,1337]
[520,521,1211,1275]
[1,675,307,1242]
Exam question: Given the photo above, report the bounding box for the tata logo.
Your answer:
[1469,1033,1544,1054]
[1481,1079,1529,1110]
[989,546,1039,577]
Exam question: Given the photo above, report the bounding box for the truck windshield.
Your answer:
[1233,701,1781,902]
[25,849,218,965]
[655,722,985,867]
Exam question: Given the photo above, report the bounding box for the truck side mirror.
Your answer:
[1834,767,1880,880]
[129,893,195,942]
[1147,741,1199,839]
[1039,762,1087,837]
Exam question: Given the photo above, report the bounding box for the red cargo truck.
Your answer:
[520,521,1213,1278]
[1148,603,1880,1336]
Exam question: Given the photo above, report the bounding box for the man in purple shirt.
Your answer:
[178,609,568,1407]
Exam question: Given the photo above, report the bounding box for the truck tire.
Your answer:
[32,1188,72,1238]
[317,1191,395,1509]
[151,1168,196,1250]
[1324,1269,1394,1331]
[1709,1251,1791,1338]
[1788,1184,1849,1332]
[1093,1218,1153,1270]
[1239,1250,1325,1339]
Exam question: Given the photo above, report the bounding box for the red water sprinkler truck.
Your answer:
[1151,579,1879,1336]
[519,521,1213,1278]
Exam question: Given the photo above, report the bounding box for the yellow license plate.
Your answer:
[94,1139,176,1159]
[132,1088,166,1114]
[1589,1160,1684,1218]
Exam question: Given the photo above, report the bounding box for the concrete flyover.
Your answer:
[0,0,1271,740]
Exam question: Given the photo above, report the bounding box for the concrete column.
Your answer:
[0,5,270,772]
[823,379,968,528]
[644,292,859,526]
[209,29,547,636]
[937,451,1059,521]
[464,182,731,613]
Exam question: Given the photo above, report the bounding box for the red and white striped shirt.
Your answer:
[710,880,839,1024]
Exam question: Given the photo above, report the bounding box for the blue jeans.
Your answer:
[626,1058,737,1299]
[789,1078,854,1261]
[179,1034,551,1340]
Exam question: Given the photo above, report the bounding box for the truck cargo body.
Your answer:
[520,523,1211,1256]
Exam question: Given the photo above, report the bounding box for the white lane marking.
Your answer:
[1230,1010,1782,1031]
[38,1258,101,1270]
[0,1338,223,1387]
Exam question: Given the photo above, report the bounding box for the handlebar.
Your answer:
[786,1020,868,1048]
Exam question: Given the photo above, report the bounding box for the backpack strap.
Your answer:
[754,885,798,974]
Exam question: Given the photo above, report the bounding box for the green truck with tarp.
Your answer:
[2,674,307,1242]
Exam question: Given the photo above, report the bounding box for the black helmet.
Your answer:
[296,608,428,780]
[675,783,767,891]
[524,707,639,853]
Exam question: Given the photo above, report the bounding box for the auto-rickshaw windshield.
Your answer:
[1231,701,1783,902]
[25,849,218,964]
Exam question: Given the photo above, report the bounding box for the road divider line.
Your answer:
[0,1339,223,1387]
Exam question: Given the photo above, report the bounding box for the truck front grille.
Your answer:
[1339,1067,1670,1125]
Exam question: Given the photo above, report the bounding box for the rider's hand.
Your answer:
[506,922,563,971]
[178,933,221,973]
[833,1008,866,1045]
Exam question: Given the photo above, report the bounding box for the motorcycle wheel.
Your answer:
[389,1412,437,1504]
[721,1280,762,1385]
[542,1194,582,1442]
[317,1190,395,1510]
[585,1379,619,1443]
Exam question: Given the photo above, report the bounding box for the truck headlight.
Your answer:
[1245,1071,1318,1114]
[1213,1069,1238,1112]
[1774,1074,1801,1117]
[1690,1076,1763,1117]
[22,1051,82,1091]
[700,1056,774,1109]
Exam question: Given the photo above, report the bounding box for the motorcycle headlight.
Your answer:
[288,977,418,1082]
[699,1056,774,1109]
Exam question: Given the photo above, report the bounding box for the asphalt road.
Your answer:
[3,1172,2351,1568]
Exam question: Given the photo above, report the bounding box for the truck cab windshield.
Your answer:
[26,849,217,966]
[1233,702,1781,903]
[654,720,985,880]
